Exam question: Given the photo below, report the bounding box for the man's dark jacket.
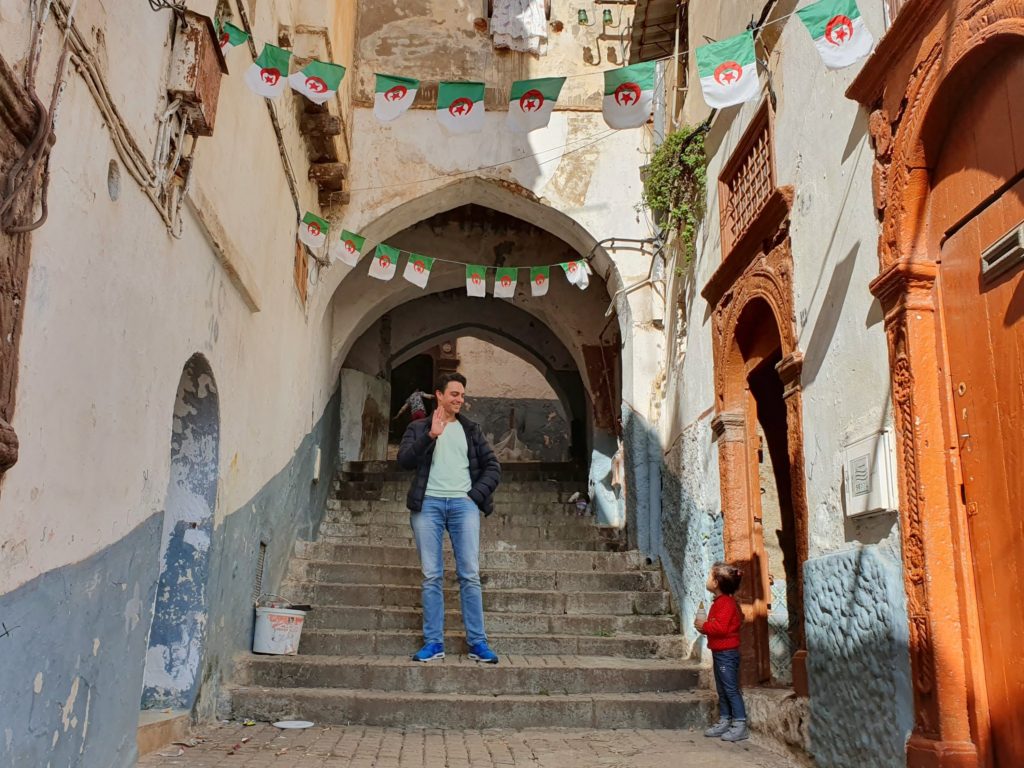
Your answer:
[397,414,501,515]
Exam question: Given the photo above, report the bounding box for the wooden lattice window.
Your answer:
[718,104,776,256]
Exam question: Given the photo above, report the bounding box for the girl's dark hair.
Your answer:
[436,372,467,394]
[711,562,743,595]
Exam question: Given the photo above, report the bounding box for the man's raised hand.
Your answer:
[429,407,447,439]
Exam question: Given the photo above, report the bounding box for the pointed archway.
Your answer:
[325,182,625,524]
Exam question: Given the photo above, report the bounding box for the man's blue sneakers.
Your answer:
[411,642,445,662]
[467,641,499,664]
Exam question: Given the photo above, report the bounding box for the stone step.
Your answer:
[305,605,679,636]
[288,584,673,615]
[317,534,614,551]
[340,460,585,480]
[236,654,701,694]
[288,562,666,592]
[294,543,650,573]
[326,504,597,525]
[317,521,607,544]
[228,686,713,729]
[297,629,684,658]
[334,488,584,505]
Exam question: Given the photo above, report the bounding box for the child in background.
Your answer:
[694,562,748,742]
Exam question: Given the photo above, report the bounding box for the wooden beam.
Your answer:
[319,189,350,208]
[308,161,348,190]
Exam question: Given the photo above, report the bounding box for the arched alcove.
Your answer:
[141,354,220,712]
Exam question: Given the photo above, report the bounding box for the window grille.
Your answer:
[719,105,776,255]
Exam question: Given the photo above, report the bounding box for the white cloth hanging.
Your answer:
[491,0,548,55]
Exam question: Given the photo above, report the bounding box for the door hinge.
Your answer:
[967,501,979,518]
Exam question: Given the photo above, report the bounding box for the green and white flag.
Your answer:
[369,244,399,281]
[331,230,365,267]
[530,266,550,297]
[561,260,585,286]
[289,59,346,105]
[403,254,435,289]
[217,20,248,56]
[507,77,565,133]
[696,31,759,109]
[466,265,488,297]
[374,74,419,122]
[797,0,874,69]
[298,212,329,249]
[576,260,591,290]
[437,81,485,134]
[245,44,292,99]
[602,62,656,129]
[494,267,518,298]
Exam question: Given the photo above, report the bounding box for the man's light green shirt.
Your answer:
[425,420,472,498]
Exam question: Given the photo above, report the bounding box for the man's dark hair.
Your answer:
[711,562,743,595]
[435,372,467,395]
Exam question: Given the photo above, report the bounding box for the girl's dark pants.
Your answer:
[712,648,747,721]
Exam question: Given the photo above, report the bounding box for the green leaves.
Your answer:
[641,126,708,263]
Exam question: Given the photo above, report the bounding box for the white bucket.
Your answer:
[253,606,306,655]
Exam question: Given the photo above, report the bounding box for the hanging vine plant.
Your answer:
[641,125,708,263]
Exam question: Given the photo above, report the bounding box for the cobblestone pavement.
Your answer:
[139,723,799,767]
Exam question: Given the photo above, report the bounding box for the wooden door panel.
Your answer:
[941,176,1024,765]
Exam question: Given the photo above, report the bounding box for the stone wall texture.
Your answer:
[661,415,724,653]
[804,544,914,767]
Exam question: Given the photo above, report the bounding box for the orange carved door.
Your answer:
[940,175,1024,766]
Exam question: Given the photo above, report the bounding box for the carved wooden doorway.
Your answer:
[933,47,1024,764]
[705,102,810,694]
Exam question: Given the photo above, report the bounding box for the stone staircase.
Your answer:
[229,461,713,729]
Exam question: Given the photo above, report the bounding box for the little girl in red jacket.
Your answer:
[694,562,748,742]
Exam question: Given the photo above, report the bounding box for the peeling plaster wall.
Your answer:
[0,1,348,763]
[193,389,339,721]
[653,0,913,759]
[338,369,391,464]
[142,357,220,711]
[0,515,161,768]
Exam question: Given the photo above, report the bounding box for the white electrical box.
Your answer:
[841,429,898,517]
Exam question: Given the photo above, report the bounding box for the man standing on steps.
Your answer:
[397,372,501,664]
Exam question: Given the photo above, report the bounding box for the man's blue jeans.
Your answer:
[712,649,747,721]
[410,496,487,646]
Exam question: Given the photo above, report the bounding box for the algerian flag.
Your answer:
[403,254,435,289]
[797,0,874,69]
[696,31,760,109]
[245,44,292,99]
[374,74,419,122]
[217,21,248,56]
[494,267,518,298]
[331,230,364,267]
[466,265,488,297]
[561,260,585,286]
[289,59,346,105]
[602,62,656,129]
[437,82,485,134]
[507,77,565,133]
[576,261,591,290]
[369,244,399,281]
[530,266,550,297]
[298,212,329,249]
